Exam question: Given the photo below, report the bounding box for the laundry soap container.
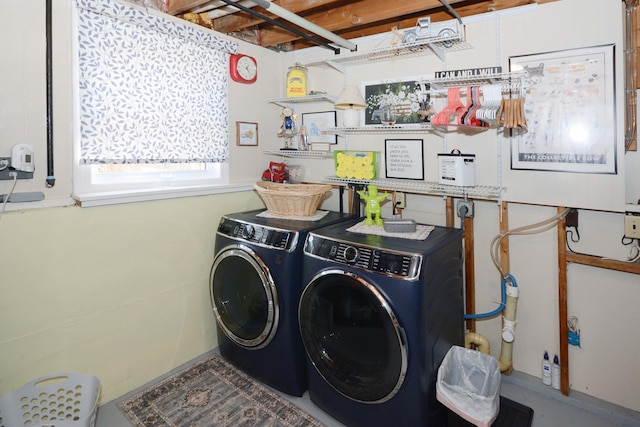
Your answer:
[286,63,308,97]
[438,149,476,186]
[436,345,500,427]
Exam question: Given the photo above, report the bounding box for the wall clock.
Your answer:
[230,53,257,84]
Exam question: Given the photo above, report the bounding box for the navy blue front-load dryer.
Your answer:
[209,209,355,397]
[298,217,464,426]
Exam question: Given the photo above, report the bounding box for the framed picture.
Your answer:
[509,44,616,174]
[302,111,338,144]
[236,121,258,146]
[362,77,429,126]
[384,139,424,180]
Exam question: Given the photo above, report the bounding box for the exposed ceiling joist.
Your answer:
[170,0,557,51]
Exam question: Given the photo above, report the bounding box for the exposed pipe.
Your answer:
[439,0,463,24]
[246,0,357,51]
[624,0,638,152]
[465,332,490,355]
[45,0,55,188]
[497,279,519,372]
[219,0,341,53]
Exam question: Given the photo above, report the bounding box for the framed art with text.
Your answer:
[384,139,424,180]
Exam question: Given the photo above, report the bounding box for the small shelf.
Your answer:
[263,150,334,159]
[324,124,437,136]
[269,94,336,108]
[322,176,504,202]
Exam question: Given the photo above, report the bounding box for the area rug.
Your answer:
[118,355,326,427]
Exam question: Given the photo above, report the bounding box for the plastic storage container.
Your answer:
[0,372,100,427]
[436,346,501,427]
[334,150,378,180]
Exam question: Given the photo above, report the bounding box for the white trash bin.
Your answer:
[436,346,501,427]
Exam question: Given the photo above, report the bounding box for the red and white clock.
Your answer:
[229,53,257,84]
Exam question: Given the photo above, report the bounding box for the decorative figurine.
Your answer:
[277,107,297,149]
[357,185,391,226]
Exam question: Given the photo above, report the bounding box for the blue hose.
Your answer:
[464,274,518,320]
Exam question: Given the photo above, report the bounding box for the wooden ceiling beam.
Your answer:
[224,0,474,47]
[213,0,346,33]
[260,0,557,48]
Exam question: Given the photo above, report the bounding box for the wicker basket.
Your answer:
[254,182,332,217]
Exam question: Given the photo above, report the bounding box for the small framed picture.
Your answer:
[302,111,338,144]
[236,121,258,146]
[384,139,424,180]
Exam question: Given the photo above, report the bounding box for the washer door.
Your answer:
[299,269,408,403]
[210,245,279,349]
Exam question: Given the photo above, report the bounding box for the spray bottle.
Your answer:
[551,354,560,390]
[542,351,551,386]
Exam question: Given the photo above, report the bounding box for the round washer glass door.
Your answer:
[210,245,279,349]
[299,269,408,403]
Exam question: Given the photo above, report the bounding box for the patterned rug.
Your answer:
[118,355,325,427]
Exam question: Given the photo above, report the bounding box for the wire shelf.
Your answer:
[263,150,334,159]
[323,124,435,136]
[322,176,504,201]
[304,36,471,68]
[268,94,336,107]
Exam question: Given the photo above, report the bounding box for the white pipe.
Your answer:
[465,332,490,355]
[498,283,519,372]
[247,0,357,51]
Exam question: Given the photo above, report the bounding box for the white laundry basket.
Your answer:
[0,372,100,427]
[436,346,500,427]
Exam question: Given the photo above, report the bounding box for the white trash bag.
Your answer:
[436,345,501,427]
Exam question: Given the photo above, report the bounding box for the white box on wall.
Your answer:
[438,151,476,186]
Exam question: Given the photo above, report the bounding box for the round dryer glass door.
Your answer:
[210,246,279,349]
[299,270,408,403]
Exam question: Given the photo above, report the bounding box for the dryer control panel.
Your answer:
[304,234,422,280]
[217,217,297,251]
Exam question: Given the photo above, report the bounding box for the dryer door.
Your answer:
[210,245,279,349]
[299,269,408,404]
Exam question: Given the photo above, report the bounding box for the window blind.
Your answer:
[76,0,237,164]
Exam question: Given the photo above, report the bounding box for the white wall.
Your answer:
[1,0,639,415]
[280,0,640,412]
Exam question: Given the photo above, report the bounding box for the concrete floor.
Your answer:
[96,349,640,427]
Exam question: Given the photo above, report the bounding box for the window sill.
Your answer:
[72,182,256,207]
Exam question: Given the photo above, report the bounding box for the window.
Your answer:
[72,0,238,206]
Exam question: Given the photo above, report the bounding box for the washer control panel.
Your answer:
[217,217,296,251]
[304,234,422,280]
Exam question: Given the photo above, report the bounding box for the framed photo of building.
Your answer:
[509,44,616,174]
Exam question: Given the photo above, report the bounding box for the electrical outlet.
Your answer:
[395,192,406,209]
[625,214,640,239]
[0,157,33,180]
[566,208,579,228]
[457,200,474,218]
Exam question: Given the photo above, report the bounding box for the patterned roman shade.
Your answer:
[75,0,237,164]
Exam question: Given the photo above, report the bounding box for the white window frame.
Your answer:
[70,0,239,207]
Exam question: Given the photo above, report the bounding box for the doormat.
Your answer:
[447,396,534,427]
[118,355,326,427]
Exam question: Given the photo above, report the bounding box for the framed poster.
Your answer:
[362,77,428,126]
[509,44,616,174]
[384,139,424,180]
[236,121,258,146]
[302,111,338,144]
